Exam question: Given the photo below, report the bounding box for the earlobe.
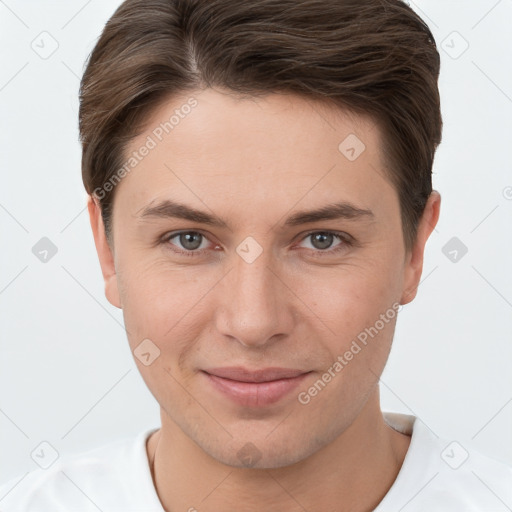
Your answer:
[400,191,441,305]
[87,195,122,309]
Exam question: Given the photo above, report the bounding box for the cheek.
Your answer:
[117,262,209,402]
[299,255,402,333]
[296,265,401,412]
[117,257,216,356]
[115,257,168,328]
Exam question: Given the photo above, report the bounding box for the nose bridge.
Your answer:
[215,237,290,347]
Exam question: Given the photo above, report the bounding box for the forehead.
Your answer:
[114,88,397,221]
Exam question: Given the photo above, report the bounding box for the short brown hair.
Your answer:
[79,0,442,250]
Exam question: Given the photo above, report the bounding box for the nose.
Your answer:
[213,241,295,348]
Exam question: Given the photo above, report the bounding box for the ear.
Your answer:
[400,191,441,305]
[87,195,122,309]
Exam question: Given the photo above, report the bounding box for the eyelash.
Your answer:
[160,230,354,258]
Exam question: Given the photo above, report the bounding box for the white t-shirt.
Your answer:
[1,412,511,511]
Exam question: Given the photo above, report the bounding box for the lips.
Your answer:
[204,366,308,382]
[202,366,311,407]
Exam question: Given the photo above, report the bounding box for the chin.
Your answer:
[197,429,326,470]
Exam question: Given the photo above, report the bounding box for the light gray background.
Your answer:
[1,0,511,485]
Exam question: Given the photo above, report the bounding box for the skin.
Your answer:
[88,87,440,511]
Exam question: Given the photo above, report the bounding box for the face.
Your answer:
[89,87,438,468]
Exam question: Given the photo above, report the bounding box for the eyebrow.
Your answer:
[136,199,374,229]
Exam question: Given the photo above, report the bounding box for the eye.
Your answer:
[296,230,353,256]
[161,229,353,258]
[162,231,215,256]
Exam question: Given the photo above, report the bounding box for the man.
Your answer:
[1,0,511,510]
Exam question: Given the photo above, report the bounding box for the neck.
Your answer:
[146,390,411,512]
